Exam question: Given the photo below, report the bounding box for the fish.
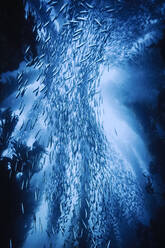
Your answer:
[80,229,83,238]
[77,17,87,21]
[46,6,52,13]
[9,170,12,180]
[92,238,96,245]
[80,54,91,63]
[64,75,72,80]
[85,208,88,219]
[24,79,28,86]
[82,219,87,229]
[48,0,57,6]
[15,161,18,172]
[60,226,64,234]
[59,3,68,14]
[46,230,51,238]
[36,73,42,82]
[107,240,111,248]
[89,44,97,47]
[44,21,50,28]
[32,26,36,32]
[10,239,12,248]
[90,90,101,97]
[63,22,70,26]
[35,90,39,96]
[114,128,118,136]
[80,10,88,14]
[18,75,23,84]
[35,190,37,201]
[73,37,80,41]
[95,57,104,63]
[86,2,94,9]
[52,1,58,7]
[76,42,86,49]
[39,217,43,232]
[45,36,51,43]
[19,105,25,116]
[39,54,45,60]
[60,203,63,213]
[21,202,24,214]
[73,229,77,239]
[21,180,24,190]
[37,62,44,70]
[35,130,41,139]
[77,79,83,86]
[73,32,81,38]
[25,45,30,54]
[40,86,47,93]
[75,28,83,33]
[52,226,55,235]
[101,29,108,33]
[16,91,20,99]
[79,2,86,8]
[88,76,95,82]
[85,198,89,207]
[106,8,115,13]
[33,86,39,93]
[37,22,42,29]
[45,63,51,69]
[94,18,102,26]
[26,179,29,188]
[70,20,79,24]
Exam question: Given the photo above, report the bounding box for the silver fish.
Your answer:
[114,128,118,136]
[21,202,24,214]
[59,3,68,14]
[85,208,88,219]
[45,36,51,43]
[79,2,86,8]
[21,180,24,190]
[82,219,87,229]
[39,217,43,232]
[33,86,39,93]
[63,22,70,26]
[10,239,12,248]
[65,75,72,80]
[73,37,80,41]
[39,54,45,60]
[94,18,102,26]
[25,45,30,54]
[35,130,41,139]
[80,229,83,238]
[70,20,79,24]
[16,91,20,99]
[77,17,87,21]
[89,44,97,47]
[106,8,115,13]
[44,21,50,28]
[80,10,88,14]
[86,2,94,9]
[52,226,55,235]
[46,6,52,13]
[76,42,86,49]
[107,240,111,248]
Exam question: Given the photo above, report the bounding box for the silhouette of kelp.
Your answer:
[0,109,44,247]
[0,108,18,155]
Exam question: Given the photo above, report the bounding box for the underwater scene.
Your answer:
[0,0,165,247]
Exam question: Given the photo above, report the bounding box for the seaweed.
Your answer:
[0,109,44,247]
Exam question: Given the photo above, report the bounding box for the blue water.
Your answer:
[2,0,165,247]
